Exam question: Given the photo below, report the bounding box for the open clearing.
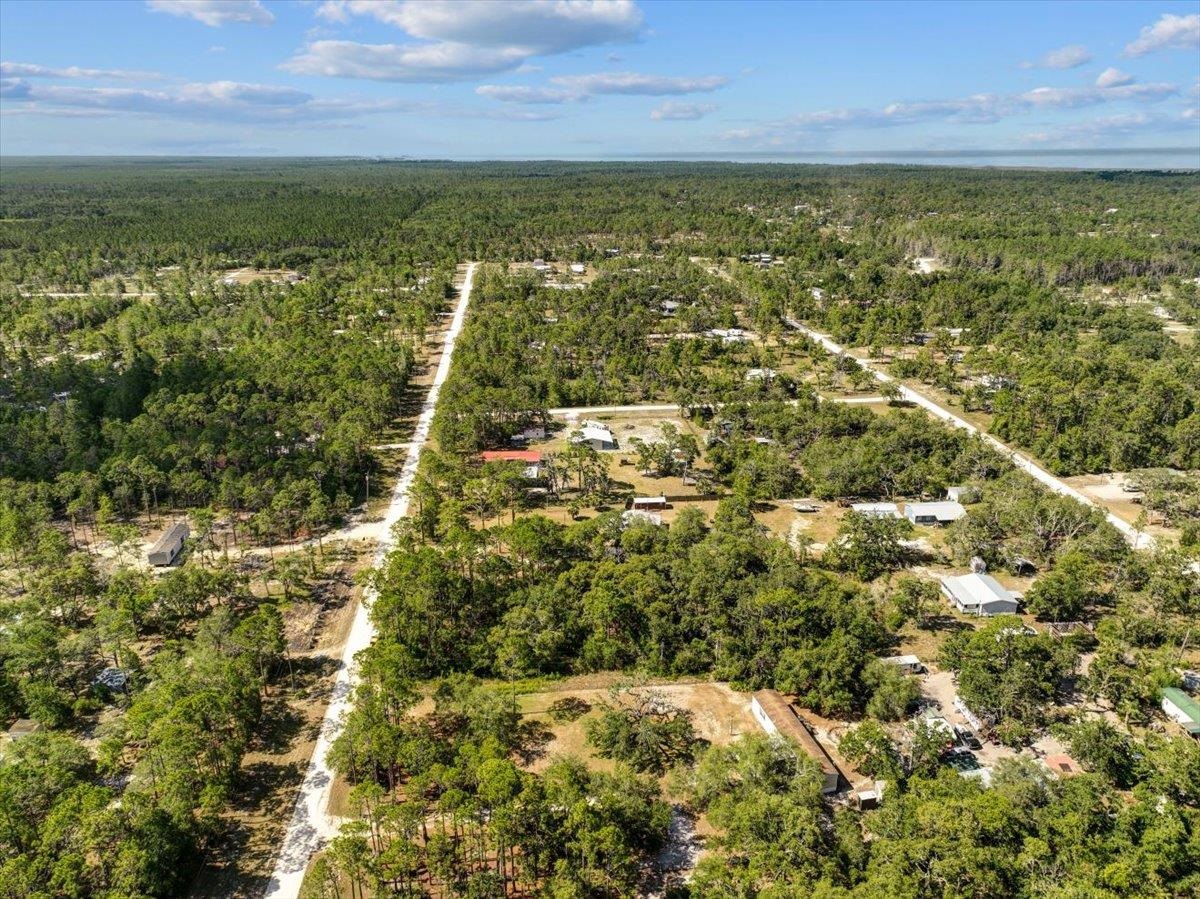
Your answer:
[1064,471,1183,543]
[217,267,302,285]
[516,680,758,776]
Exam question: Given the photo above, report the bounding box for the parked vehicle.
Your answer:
[954,725,982,751]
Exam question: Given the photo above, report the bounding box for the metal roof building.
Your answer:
[940,572,1019,616]
[851,502,901,519]
[573,424,616,450]
[147,520,189,567]
[904,501,965,525]
[751,690,842,794]
[1162,688,1200,736]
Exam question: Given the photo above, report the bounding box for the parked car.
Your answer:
[943,749,980,772]
[954,725,982,751]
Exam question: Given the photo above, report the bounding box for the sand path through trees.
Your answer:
[263,263,477,898]
[784,316,1156,550]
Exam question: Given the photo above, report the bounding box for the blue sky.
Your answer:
[1,0,1197,158]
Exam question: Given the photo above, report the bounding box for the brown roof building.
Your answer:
[752,690,842,794]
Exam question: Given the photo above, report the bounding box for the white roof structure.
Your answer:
[851,502,901,518]
[622,509,663,527]
[941,572,1019,616]
[905,500,966,523]
[882,654,922,670]
[574,423,615,447]
[924,715,955,740]
[706,327,750,344]
[745,367,778,381]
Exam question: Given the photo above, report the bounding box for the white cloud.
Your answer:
[1021,81,1176,108]
[1022,113,1149,144]
[1125,13,1200,56]
[650,101,715,121]
[476,70,728,105]
[319,0,641,53]
[146,0,274,27]
[551,71,726,96]
[296,0,643,82]
[1022,109,1197,145]
[0,61,161,80]
[718,76,1179,145]
[880,94,1012,123]
[283,40,527,82]
[0,75,563,125]
[0,78,385,123]
[1020,44,1091,69]
[1095,67,1133,88]
[475,84,578,104]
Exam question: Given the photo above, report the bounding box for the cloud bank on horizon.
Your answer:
[0,0,1197,158]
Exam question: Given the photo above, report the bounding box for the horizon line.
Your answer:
[1,146,1197,171]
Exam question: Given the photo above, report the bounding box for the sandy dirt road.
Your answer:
[262,263,477,898]
[784,316,1154,550]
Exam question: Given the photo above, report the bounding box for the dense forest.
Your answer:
[1,160,1198,898]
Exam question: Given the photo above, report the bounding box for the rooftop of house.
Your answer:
[1163,687,1200,725]
[851,502,900,513]
[148,520,189,553]
[578,424,614,441]
[941,572,1016,607]
[1043,754,1083,777]
[753,690,840,781]
[905,500,966,520]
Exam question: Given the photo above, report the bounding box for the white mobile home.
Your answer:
[904,501,965,525]
[511,424,547,443]
[881,654,923,675]
[573,423,616,450]
[147,521,189,567]
[1161,688,1200,737]
[752,690,841,795]
[631,496,668,511]
[851,502,901,519]
[745,367,778,382]
[940,572,1019,616]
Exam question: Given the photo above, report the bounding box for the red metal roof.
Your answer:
[480,450,542,463]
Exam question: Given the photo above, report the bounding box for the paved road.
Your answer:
[263,263,477,898]
[784,317,1155,550]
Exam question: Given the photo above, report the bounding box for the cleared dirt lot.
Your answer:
[507,260,601,286]
[516,679,759,776]
[217,267,301,285]
[1064,471,1181,542]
